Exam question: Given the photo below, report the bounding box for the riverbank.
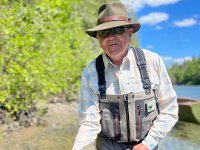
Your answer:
[0,101,79,150]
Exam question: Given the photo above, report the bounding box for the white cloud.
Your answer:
[162,56,192,64]
[193,14,199,18]
[173,56,192,64]
[144,0,181,7]
[155,25,163,30]
[138,12,169,25]
[146,45,154,50]
[121,0,144,12]
[126,0,144,12]
[174,18,197,27]
[121,0,180,12]
[162,56,173,62]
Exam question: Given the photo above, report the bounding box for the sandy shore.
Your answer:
[0,101,79,150]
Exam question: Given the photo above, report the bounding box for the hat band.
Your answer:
[97,16,131,25]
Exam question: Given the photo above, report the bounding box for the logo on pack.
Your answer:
[146,100,156,113]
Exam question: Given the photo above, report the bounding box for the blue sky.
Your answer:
[121,0,200,67]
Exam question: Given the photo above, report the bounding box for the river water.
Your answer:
[158,85,200,150]
[173,85,200,100]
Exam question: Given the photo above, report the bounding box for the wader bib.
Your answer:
[95,48,159,150]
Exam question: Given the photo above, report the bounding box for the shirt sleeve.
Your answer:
[72,69,101,150]
[142,55,179,150]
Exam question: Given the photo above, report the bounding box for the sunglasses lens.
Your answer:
[97,27,125,38]
[97,30,110,38]
[114,27,125,35]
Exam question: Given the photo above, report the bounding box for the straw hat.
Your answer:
[86,2,141,38]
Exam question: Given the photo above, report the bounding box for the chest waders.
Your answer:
[95,48,160,150]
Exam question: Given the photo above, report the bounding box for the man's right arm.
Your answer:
[72,69,101,150]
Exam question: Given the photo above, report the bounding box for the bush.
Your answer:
[0,0,93,120]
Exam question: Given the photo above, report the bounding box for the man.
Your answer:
[73,2,178,150]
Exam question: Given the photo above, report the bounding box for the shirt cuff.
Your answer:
[142,135,158,150]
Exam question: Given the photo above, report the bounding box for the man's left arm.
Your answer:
[141,55,179,150]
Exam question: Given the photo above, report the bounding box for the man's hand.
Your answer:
[132,143,149,150]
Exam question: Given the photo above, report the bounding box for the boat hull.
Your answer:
[178,98,200,124]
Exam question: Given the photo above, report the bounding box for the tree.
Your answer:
[168,56,200,85]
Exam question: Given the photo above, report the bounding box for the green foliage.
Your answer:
[168,56,200,85]
[0,0,141,122]
[0,0,94,119]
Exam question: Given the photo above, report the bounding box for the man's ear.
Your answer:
[127,27,134,42]
[129,34,132,42]
[128,27,134,35]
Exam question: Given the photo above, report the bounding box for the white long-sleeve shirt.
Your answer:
[72,47,178,150]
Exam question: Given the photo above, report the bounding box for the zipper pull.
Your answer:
[115,108,119,139]
[137,105,140,115]
[137,105,141,138]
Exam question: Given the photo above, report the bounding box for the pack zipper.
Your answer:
[115,108,118,139]
[137,105,141,138]
[124,95,131,149]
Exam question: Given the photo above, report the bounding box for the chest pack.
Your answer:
[95,47,160,143]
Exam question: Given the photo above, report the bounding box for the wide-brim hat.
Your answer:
[86,2,141,38]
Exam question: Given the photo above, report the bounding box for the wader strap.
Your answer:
[124,95,131,150]
[96,54,106,99]
[153,89,160,114]
[132,48,151,95]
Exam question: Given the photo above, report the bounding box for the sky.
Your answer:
[121,0,200,67]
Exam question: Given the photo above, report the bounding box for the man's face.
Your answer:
[97,26,133,65]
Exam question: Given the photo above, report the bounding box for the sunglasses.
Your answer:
[97,26,126,39]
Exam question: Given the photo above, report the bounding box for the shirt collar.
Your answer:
[102,46,132,71]
[102,52,111,71]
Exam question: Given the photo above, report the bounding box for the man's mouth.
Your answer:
[109,43,117,46]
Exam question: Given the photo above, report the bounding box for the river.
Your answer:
[158,85,200,150]
[173,85,200,100]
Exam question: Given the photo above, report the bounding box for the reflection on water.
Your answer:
[172,121,200,145]
[166,85,200,149]
[159,121,200,150]
[159,135,200,150]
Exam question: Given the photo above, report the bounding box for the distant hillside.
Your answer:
[168,56,200,85]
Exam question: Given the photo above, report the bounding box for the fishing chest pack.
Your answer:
[95,47,160,143]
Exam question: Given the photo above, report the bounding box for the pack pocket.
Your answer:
[135,104,143,140]
[99,102,121,140]
[135,94,158,140]
[142,99,158,138]
[145,100,156,116]
[135,100,144,140]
